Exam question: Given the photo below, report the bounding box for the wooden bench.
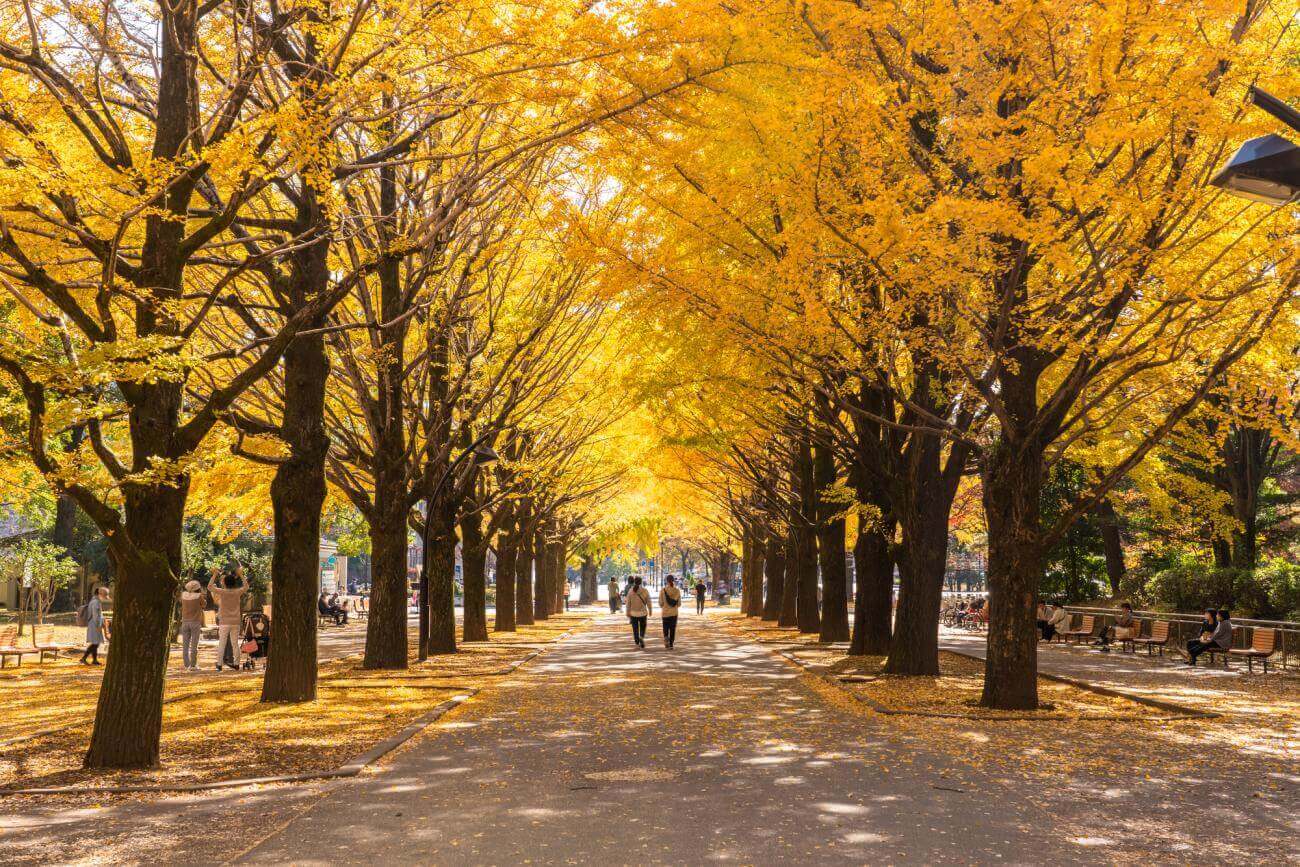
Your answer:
[0,626,34,668]
[32,625,81,662]
[1113,618,1142,652]
[1129,620,1169,656]
[1059,614,1096,645]
[1229,628,1277,673]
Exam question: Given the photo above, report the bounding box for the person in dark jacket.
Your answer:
[1187,609,1233,665]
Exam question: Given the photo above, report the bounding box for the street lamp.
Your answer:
[417,440,499,661]
[1209,87,1300,205]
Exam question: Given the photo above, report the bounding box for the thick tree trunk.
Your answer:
[362,160,411,669]
[850,524,894,656]
[549,537,566,612]
[460,510,489,642]
[761,530,785,621]
[883,504,949,675]
[793,434,820,634]
[738,532,754,615]
[814,429,848,642]
[1094,498,1126,596]
[712,550,733,599]
[364,502,409,668]
[742,529,766,617]
[262,333,328,702]
[579,555,598,605]
[980,437,1044,709]
[778,532,799,628]
[516,518,535,626]
[494,522,517,632]
[533,526,550,620]
[84,466,186,769]
[426,508,459,655]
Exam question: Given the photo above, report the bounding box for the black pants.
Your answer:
[696,597,705,614]
[663,616,678,646]
[81,643,99,663]
[1187,639,1217,663]
[630,616,647,645]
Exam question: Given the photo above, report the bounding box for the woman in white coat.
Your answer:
[625,576,651,649]
[659,575,682,649]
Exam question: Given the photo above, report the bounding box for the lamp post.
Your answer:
[417,440,499,661]
[1209,87,1300,205]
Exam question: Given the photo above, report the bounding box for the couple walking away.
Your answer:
[626,575,682,649]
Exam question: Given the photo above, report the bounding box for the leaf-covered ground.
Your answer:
[0,611,592,793]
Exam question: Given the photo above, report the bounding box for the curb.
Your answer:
[773,647,1216,722]
[0,692,477,797]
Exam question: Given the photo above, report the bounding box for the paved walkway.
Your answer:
[231,613,1062,864]
[4,614,1296,865]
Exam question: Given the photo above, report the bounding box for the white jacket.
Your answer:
[660,587,682,616]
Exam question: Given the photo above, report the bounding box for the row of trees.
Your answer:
[598,0,1299,708]
[0,0,741,767]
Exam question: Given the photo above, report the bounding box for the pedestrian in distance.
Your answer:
[626,575,651,649]
[694,579,706,615]
[660,575,682,649]
[608,577,622,613]
[209,566,249,671]
[179,579,205,671]
[79,585,110,665]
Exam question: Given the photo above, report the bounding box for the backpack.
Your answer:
[75,601,91,628]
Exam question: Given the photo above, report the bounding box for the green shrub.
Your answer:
[1257,559,1300,621]
[1141,558,1300,619]
[1144,563,1239,613]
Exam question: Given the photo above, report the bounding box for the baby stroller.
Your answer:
[240,612,271,671]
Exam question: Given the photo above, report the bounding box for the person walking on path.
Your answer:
[660,575,682,649]
[626,576,651,649]
[79,586,109,665]
[694,579,706,615]
[179,580,205,671]
[209,567,249,671]
[608,577,622,613]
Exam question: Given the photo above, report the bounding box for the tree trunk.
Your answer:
[494,521,518,632]
[84,467,186,769]
[980,436,1044,709]
[425,508,459,655]
[793,434,820,634]
[1094,498,1126,596]
[533,525,550,620]
[814,427,848,642]
[516,516,535,626]
[549,536,566,612]
[850,522,894,656]
[361,159,411,669]
[460,509,488,642]
[579,555,598,605]
[778,531,799,627]
[761,530,785,621]
[364,501,409,668]
[262,332,328,702]
[742,529,766,617]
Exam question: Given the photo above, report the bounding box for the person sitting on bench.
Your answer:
[1041,604,1069,641]
[1187,609,1232,665]
[318,591,346,626]
[1094,602,1136,651]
